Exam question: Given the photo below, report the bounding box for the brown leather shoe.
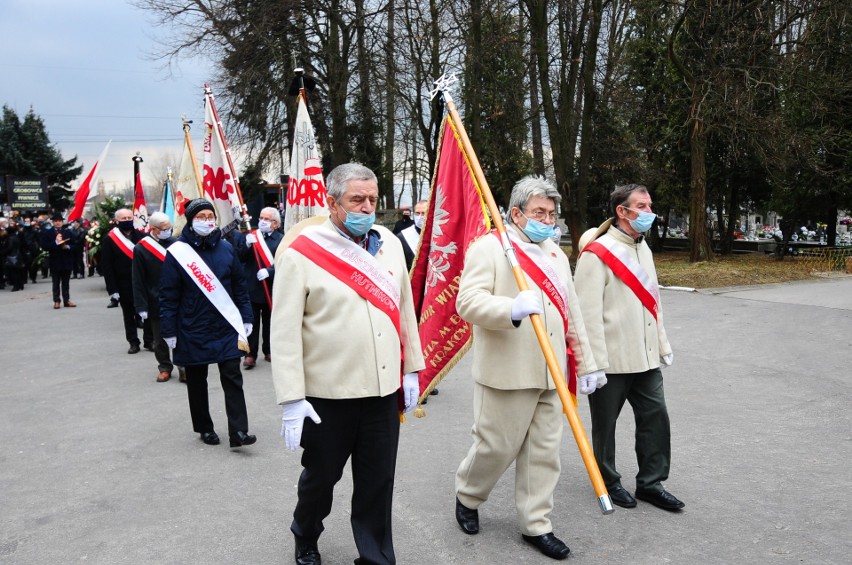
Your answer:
[156,371,171,382]
[53,302,61,309]
[64,301,77,308]
[264,353,271,362]
[243,356,256,369]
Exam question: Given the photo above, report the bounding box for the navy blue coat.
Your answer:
[39,225,76,272]
[236,230,283,304]
[159,228,253,366]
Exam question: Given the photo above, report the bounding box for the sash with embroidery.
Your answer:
[138,236,167,262]
[289,226,401,334]
[400,225,420,255]
[108,227,135,260]
[498,230,578,401]
[167,241,249,352]
[582,233,660,320]
[251,230,274,269]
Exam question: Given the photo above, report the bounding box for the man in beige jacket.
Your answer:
[271,163,425,565]
[574,183,684,512]
[454,176,604,561]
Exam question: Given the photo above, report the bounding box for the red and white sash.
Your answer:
[167,241,250,352]
[251,230,274,269]
[582,234,660,319]
[138,236,167,262]
[501,230,578,400]
[289,226,401,334]
[108,227,135,259]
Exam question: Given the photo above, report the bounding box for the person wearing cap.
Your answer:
[239,206,284,369]
[101,208,149,352]
[40,213,76,309]
[391,204,414,234]
[159,199,256,449]
[132,212,182,383]
[271,163,424,565]
[452,175,602,561]
[573,183,682,512]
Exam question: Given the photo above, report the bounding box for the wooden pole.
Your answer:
[182,118,204,198]
[441,90,613,515]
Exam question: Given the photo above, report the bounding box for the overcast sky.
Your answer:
[1,0,218,195]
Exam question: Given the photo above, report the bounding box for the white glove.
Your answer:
[110,293,120,301]
[402,372,420,413]
[578,369,607,394]
[244,323,253,337]
[280,399,322,451]
[138,311,148,321]
[256,268,269,281]
[510,290,543,321]
[245,233,257,245]
[661,353,674,367]
[164,336,177,349]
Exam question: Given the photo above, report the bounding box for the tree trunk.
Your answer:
[575,0,603,238]
[383,0,396,209]
[528,47,545,175]
[689,119,713,262]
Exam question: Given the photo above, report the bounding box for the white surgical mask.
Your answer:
[258,219,273,234]
[192,219,217,236]
[413,214,425,230]
[156,228,172,240]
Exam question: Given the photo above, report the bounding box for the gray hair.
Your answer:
[326,163,377,199]
[114,208,132,219]
[260,206,281,225]
[148,212,171,229]
[610,184,649,226]
[506,175,561,225]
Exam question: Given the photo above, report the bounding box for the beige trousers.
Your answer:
[455,384,563,535]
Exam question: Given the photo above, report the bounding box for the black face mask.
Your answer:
[118,220,134,232]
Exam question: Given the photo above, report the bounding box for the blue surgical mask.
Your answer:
[157,229,173,240]
[625,208,656,233]
[258,219,273,234]
[521,215,555,243]
[413,214,425,230]
[343,210,375,237]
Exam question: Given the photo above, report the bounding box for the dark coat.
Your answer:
[39,225,76,272]
[237,230,283,304]
[159,228,253,366]
[131,235,176,318]
[100,227,145,295]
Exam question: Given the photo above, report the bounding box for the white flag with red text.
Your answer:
[284,93,328,232]
[203,89,243,228]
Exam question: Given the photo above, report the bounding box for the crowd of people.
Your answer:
[2,168,683,564]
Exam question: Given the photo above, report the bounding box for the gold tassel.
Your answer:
[414,406,426,418]
[399,412,406,423]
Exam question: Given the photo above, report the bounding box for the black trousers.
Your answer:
[292,393,400,565]
[51,269,71,303]
[148,317,174,373]
[118,287,139,346]
[248,300,271,358]
[73,250,85,277]
[588,368,671,493]
[184,358,249,437]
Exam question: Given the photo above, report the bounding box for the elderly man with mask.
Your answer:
[453,175,603,560]
[132,212,182,383]
[271,163,424,565]
[100,208,149,352]
[573,183,682,512]
[159,199,255,448]
[240,206,284,369]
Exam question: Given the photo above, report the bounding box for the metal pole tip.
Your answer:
[598,495,615,515]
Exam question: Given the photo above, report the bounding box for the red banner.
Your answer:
[409,116,491,404]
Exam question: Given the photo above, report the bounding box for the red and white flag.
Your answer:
[409,115,491,408]
[133,170,149,231]
[283,93,328,232]
[67,140,111,222]
[202,85,243,228]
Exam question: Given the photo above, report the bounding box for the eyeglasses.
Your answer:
[524,209,559,222]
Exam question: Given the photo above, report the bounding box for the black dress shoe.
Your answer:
[127,344,140,354]
[522,532,570,560]
[143,343,154,352]
[200,431,220,445]
[229,431,257,448]
[635,488,685,511]
[455,497,479,534]
[608,484,637,508]
[295,536,321,565]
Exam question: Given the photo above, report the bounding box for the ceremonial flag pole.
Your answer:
[433,74,613,515]
[203,83,250,231]
[161,168,176,224]
[67,140,111,222]
[132,152,149,231]
[173,118,206,235]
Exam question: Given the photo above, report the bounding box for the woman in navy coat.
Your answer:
[159,200,256,449]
